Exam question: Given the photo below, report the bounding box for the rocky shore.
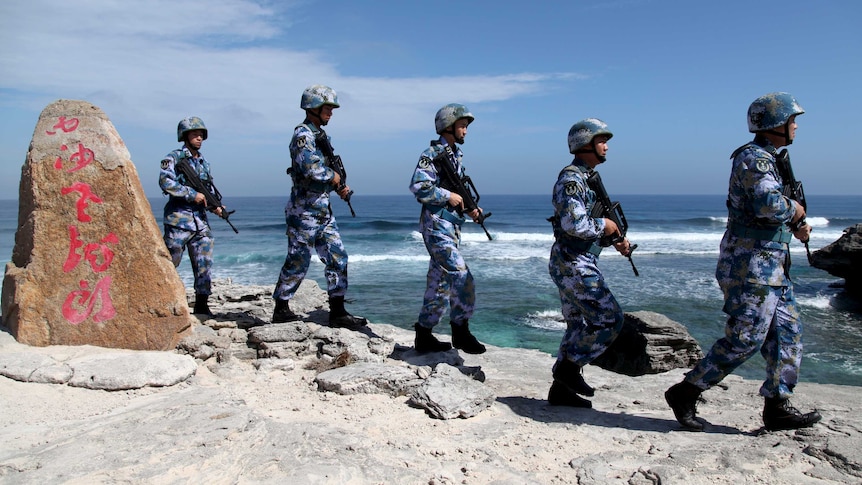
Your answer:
[1,280,861,484]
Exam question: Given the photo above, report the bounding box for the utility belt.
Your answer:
[556,234,603,256]
[424,204,465,225]
[287,166,331,194]
[168,196,206,212]
[295,181,331,194]
[548,214,602,256]
[727,221,792,243]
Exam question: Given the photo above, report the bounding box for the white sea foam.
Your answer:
[806,217,829,227]
[399,227,847,262]
[796,294,833,310]
[522,309,566,331]
[350,254,428,263]
[461,232,553,243]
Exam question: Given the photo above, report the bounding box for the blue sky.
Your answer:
[1,0,859,198]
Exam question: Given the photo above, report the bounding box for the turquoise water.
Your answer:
[2,194,860,386]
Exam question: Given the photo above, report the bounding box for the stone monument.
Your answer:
[2,99,193,349]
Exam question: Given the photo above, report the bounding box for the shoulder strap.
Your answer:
[730,143,755,160]
[558,163,590,179]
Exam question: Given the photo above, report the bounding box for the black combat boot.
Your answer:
[450,320,486,355]
[271,299,299,323]
[328,295,368,329]
[553,358,595,397]
[665,381,704,431]
[414,323,452,353]
[193,294,213,316]
[762,397,822,431]
[548,379,592,408]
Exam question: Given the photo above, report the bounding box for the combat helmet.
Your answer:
[568,118,613,154]
[747,92,804,133]
[177,116,207,142]
[301,85,340,110]
[435,103,474,134]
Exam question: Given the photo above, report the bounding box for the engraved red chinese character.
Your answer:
[61,276,117,325]
[63,226,119,273]
[46,116,79,135]
[54,143,94,172]
[61,182,103,222]
[54,145,69,169]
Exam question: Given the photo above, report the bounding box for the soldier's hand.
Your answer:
[193,192,206,205]
[793,223,811,243]
[331,172,342,187]
[792,202,806,224]
[337,185,351,200]
[614,238,632,256]
[468,208,481,222]
[448,192,464,210]
[214,206,224,217]
[603,218,621,238]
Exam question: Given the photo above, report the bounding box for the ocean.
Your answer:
[2,194,860,387]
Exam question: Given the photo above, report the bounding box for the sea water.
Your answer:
[1,194,860,386]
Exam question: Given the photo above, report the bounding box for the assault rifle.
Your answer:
[315,130,356,217]
[776,148,812,262]
[586,171,639,276]
[175,158,238,233]
[431,148,493,240]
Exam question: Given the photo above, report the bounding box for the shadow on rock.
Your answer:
[496,396,745,435]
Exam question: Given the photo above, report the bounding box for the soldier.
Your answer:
[159,116,224,316]
[665,92,821,432]
[547,119,633,408]
[272,85,367,329]
[408,103,487,354]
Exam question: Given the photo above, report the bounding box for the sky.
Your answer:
[0,0,860,199]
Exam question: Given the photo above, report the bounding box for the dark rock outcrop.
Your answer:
[810,223,862,297]
[592,311,704,376]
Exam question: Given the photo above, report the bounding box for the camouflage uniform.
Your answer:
[409,137,475,329]
[274,123,348,300]
[159,146,215,296]
[684,136,803,399]
[549,159,624,371]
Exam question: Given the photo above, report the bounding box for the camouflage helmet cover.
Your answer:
[747,92,804,133]
[568,118,613,154]
[301,84,340,110]
[177,116,208,142]
[435,103,475,134]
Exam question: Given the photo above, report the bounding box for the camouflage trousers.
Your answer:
[549,244,624,369]
[274,210,348,300]
[164,224,213,296]
[417,211,475,329]
[685,282,802,399]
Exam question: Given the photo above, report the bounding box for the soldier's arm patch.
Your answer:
[161,158,172,170]
[755,158,771,173]
[418,157,432,169]
[565,182,578,196]
[296,136,306,149]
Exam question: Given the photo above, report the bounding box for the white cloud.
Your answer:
[0,0,582,139]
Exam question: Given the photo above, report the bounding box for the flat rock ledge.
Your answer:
[1,279,861,484]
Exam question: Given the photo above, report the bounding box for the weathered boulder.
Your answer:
[592,311,703,376]
[315,362,425,396]
[1,99,193,349]
[409,363,495,419]
[810,223,862,296]
[0,344,197,390]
